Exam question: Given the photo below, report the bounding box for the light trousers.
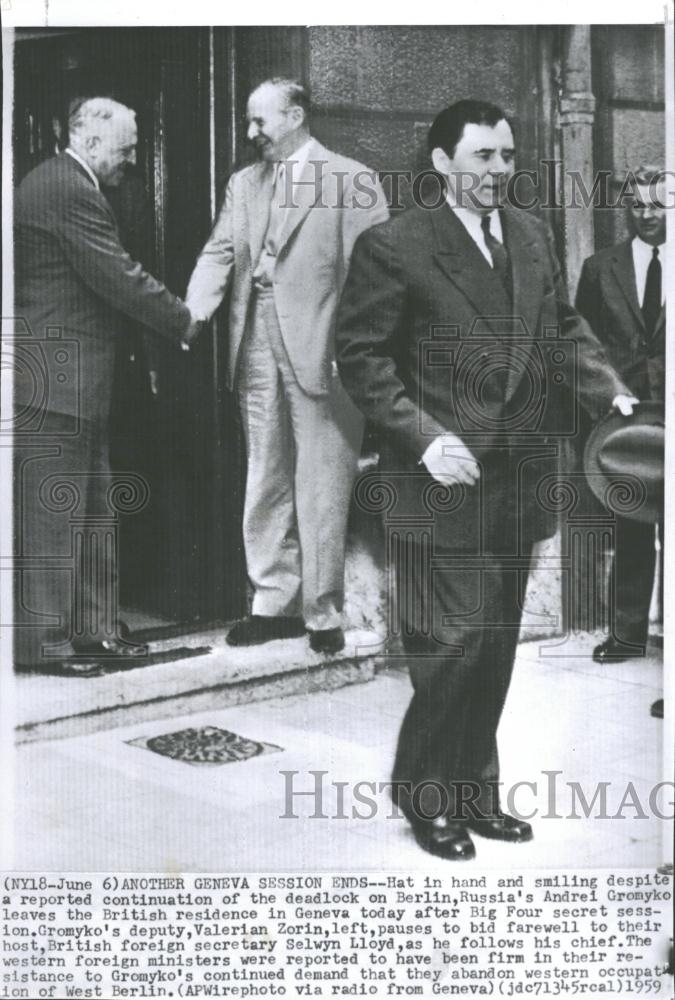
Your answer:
[237,290,363,630]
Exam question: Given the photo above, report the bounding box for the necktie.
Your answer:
[480,214,511,293]
[642,246,661,337]
[264,161,286,258]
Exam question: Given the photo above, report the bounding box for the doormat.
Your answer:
[127,726,283,765]
[19,646,211,677]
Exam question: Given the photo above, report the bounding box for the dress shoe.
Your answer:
[651,699,664,719]
[308,627,345,654]
[73,637,148,658]
[411,815,476,860]
[466,812,533,843]
[15,656,106,677]
[52,658,107,677]
[226,615,305,646]
[592,638,642,663]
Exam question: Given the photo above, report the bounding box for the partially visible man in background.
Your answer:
[14,96,200,675]
[186,78,388,654]
[576,165,666,666]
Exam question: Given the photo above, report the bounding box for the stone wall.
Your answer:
[591,24,665,250]
[307,25,540,205]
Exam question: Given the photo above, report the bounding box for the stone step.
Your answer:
[15,628,385,744]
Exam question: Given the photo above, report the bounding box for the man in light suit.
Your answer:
[186,78,388,653]
[14,97,199,674]
[575,165,666,665]
[336,100,636,859]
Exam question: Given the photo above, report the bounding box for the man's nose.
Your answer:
[247,122,259,141]
[127,149,137,166]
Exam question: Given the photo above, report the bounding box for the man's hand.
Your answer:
[421,432,480,487]
[612,394,639,417]
[181,313,205,351]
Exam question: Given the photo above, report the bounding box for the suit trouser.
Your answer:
[14,408,118,666]
[237,290,363,630]
[392,538,532,821]
[609,516,660,648]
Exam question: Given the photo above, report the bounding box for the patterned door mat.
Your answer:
[127,726,283,764]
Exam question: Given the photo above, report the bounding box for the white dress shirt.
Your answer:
[632,236,666,307]
[447,201,503,266]
[253,137,318,287]
[65,147,100,190]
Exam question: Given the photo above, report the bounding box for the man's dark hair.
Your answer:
[428,99,511,157]
[631,163,665,187]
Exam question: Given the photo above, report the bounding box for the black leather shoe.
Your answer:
[592,639,642,663]
[226,615,306,646]
[411,816,476,860]
[308,627,345,654]
[53,658,107,677]
[651,699,664,719]
[466,812,533,843]
[16,657,107,677]
[73,638,148,658]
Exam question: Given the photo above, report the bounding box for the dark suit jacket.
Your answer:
[14,153,190,424]
[336,204,629,552]
[575,239,665,401]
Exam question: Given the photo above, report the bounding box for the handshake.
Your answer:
[181,309,208,351]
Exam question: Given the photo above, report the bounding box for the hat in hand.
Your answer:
[583,401,664,524]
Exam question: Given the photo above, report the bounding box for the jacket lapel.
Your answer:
[430,205,512,328]
[276,139,327,254]
[502,207,545,400]
[609,240,645,334]
[245,161,275,267]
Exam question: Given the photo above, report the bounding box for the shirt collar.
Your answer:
[65,148,100,190]
[448,200,503,242]
[632,235,665,257]
[279,137,316,180]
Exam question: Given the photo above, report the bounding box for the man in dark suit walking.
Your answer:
[575,165,666,664]
[336,100,636,859]
[14,97,199,674]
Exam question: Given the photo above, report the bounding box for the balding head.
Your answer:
[68,97,137,187]
[246,79,310,161]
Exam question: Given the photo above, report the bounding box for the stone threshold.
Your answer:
[15,628,385,744]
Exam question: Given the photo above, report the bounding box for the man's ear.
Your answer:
[431,146,452,176]
[290,105,305,129]
[84,134,100,156]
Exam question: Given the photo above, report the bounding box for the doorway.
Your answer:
[13,27,247,637]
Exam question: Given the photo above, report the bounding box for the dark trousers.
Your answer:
[609,516,660,648]
[14,409,118,666]
[392,538,532,821]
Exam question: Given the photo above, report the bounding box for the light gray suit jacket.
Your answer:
[186,139,388,396]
